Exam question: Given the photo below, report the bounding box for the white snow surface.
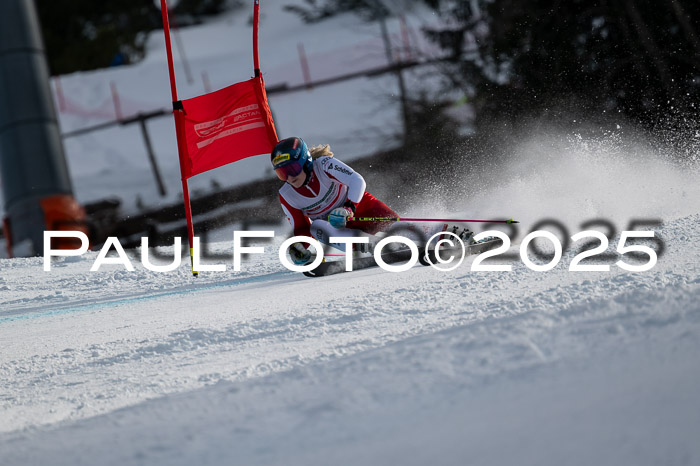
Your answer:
[0,210,699,465]
[1,3,700,465]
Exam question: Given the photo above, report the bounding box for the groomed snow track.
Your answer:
[1,214,698,465]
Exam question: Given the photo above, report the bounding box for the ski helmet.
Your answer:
[271,137,312,181]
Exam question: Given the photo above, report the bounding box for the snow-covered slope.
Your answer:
[1,3,700,465]
[0,208,698,465]
[2,131,700,463]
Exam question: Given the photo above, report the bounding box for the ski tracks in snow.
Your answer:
[0,215,699,464]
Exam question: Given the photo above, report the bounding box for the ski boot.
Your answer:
[444,225,475,245]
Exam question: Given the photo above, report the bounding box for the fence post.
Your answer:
[400,15,412,62]
[202,71,211,93]
[54,76,67,112]
[138,115,167,197]
[297,42,312,88]
[110,81,123,120]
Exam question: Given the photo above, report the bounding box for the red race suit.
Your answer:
[279,156,397,237]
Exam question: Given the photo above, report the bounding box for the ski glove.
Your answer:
[328,207,354,228]
[289,242,313,266]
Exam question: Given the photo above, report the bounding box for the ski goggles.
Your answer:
[274,161,304,181]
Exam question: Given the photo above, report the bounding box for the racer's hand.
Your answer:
[289,242,313,265]
[328,207,353,228]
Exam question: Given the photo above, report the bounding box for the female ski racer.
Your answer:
[271,136,399,265]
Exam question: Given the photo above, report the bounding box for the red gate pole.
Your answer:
[159,0,198,276]
[252,0,278,144]
[253,0,260,75]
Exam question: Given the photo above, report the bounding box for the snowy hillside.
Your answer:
[1,211,699,465]
[1,2,700,465]
[2,128,700,464]
[0,1,440,218]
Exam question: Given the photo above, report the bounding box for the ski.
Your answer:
[302,245,414,277]
[303,236,503,278]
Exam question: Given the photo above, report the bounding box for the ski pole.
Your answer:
[348,216,519,224]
